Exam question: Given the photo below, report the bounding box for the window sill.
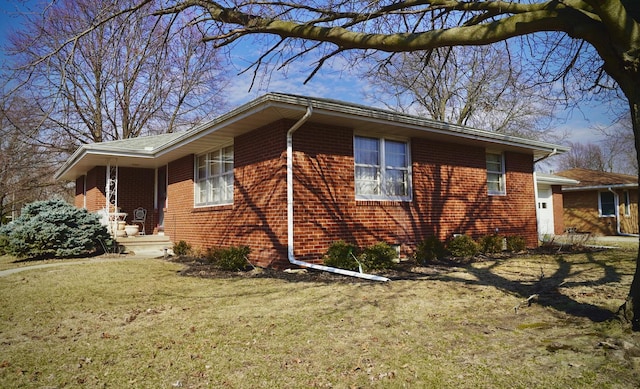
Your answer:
[193,203,233,212]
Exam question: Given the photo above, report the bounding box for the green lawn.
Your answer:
[1,248,639,388]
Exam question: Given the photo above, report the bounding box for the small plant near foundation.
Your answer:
[506,235,527,252]
[414,236,446,264]
[447,235,479,258]
[323,240,359,271]
[173,240,192,256]
[208,245,251,271]
[478,234,504,254]
[359,242,396,271]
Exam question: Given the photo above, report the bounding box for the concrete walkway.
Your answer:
[0,254,161,278]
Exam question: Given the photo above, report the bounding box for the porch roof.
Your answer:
[56,93,569,181]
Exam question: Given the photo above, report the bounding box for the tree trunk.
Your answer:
[619,95,640,331]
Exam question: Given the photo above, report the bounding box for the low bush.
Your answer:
[208,245,251,271]
[323,240,360,271]
[0,199,112,259]
[478,234,504,254]
[173,240,192,256]
[447,235,479,257]
[506,235,527,252]
[359,242,396,271]
[414,236,446,264]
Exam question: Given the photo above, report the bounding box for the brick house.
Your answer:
[55,93,568,270]
[556,168,639,236]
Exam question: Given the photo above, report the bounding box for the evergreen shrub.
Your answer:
[208,246,251,271]
[359,242,397,271]
[478,234,504,254]
[323,240,359,271]
[414,236,446,264]
[0,199,112,259]
[447,235,479,257]
[173,240,192,256]
[506,235,527,252]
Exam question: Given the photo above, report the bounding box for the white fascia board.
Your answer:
[563,183,638,192]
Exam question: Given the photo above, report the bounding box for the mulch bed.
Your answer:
[170,243,609,283]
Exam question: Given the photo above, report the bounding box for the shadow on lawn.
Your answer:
[425,252,622,323]
[176,250,631,323]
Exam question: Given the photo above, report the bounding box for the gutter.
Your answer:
[607,187,639,237]
[534,148,557,164]
[286,101,390,282]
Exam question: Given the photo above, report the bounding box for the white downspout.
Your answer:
[608,187,639,237]
[286,102,390,282]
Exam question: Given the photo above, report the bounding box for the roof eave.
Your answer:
[563,183,638,191]
[54,147,157,181]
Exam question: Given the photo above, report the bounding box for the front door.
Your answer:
[536,186,555,239]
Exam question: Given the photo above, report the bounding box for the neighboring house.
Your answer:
[556,168,639,236]
[534,172,579,239]
[55,93,568,268]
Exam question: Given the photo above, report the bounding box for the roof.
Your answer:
[55,92,569,181]
[556,168,638,191]
[535,172,579,186]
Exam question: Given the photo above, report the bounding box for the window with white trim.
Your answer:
[624,190,631,216]
[354,136,411,200]
[599,191,616,217]
[486,152,505,195]
[195,145,233,206]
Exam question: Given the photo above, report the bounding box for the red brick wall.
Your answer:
[116,167,156,233]
[83,166,106,212]
[163,121,289,267]
[76,120,538,268]
[288,124,538,263]
[75,166,155,233]
[552,185,565,235]
[75,176,85,208]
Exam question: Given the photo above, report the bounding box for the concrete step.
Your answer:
[115,234,174,258]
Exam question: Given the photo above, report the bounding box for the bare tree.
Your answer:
[556,142,610,172]
[0,95,69,224]
[596,116,638,175]
[4,0,228,152]
[363,45,558,139]
[21,1,640,329]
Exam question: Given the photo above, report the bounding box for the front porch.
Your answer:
[116,234,174,258]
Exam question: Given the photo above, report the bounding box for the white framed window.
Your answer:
[354,136,411,201]
[599,191,616,217]
[486,152,506,195]
[624,190,631,216]
[195,145,233,206]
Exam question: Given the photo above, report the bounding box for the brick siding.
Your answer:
[563,189,639,235]
[76,166,155,233]
[77,119,540,268]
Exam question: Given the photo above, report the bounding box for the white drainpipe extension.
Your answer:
[607,187,639,237]
[286,102,390,282]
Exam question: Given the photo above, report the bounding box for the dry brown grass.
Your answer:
[1,247,640,388]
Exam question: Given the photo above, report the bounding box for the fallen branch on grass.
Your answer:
[514,294,539,314]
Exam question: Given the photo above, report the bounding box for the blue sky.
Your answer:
[0,1,618,149]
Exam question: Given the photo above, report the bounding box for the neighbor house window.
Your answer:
[486,152,505,195]
[195,145,233,206]
[354,136,411,200]
[624,191,631,216]
[599,191,616,217]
